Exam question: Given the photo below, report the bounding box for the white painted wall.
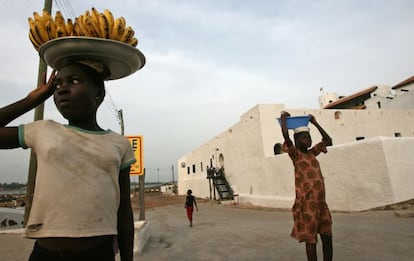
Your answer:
[178,104,414,212]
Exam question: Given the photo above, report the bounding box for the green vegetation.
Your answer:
[0,182,26,191]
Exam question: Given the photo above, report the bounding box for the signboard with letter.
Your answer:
[127,135,143,175]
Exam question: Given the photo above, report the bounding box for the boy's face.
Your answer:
[295,131,312,149]
[53,64,101,121]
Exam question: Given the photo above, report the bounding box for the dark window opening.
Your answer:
[200,162,203,172]
[273,143,282,155]
[395,133,402,137]
[377,101,381,109]
[187,167,190,174]
[334,111,342,120]
[356,136,365,141]
[192,164,196,173]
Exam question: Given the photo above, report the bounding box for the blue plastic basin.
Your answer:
[277,115,311,129]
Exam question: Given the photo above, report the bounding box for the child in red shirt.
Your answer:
[184,189,198,227]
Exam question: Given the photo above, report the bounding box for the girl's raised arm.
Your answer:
[309,114,332,146]
[280,111,293,147]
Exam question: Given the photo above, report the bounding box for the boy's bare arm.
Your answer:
[280,111,293,146]
[309,115,332,146]
[0,71,56,149]
[117,167,134,261]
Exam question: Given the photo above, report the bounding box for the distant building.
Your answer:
[160,182,176,194]
[177,75,414,212]
[320,75,414,110]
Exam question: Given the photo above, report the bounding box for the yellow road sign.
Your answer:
[127,136,143,175]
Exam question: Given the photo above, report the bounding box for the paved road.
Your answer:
[1,201,413,260]
[139,201,414,261]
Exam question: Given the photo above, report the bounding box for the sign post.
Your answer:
[127,136,145,220]
[127,136,143,175]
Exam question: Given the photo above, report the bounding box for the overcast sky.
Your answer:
[0,0,413,183]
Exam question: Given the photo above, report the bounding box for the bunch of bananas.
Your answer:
[28,7,138,51]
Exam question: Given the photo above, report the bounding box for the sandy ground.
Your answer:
[1,193,413,260]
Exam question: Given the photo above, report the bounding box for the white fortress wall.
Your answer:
[318,138,394,211]
[178,104,414,212]
[382,137,414,201]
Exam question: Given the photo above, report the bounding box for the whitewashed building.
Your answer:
[177,75,414,212]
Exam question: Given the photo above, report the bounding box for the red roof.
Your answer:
[323,86,378,109]
[392,75,414,89]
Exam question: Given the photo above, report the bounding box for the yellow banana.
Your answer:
[45,20,55,40]
[42,9,53,23]
[76,15,89,36]
[90,17,102,38]
[28,17,43,46]
[111,17,125,41]
[34,19,49,43]
[73,20,81,36]
[65,18,74,36]
[29,32,41,50]
[91,7,99,25]
[128,37,138,47]
[103,9,114,38]
[42,9,56,37]
[120,17,126,27]
[98,14,109,38]
[33,11,43,23]
[54,11,65,29]
[83,11,98,37]
[119,26,134,43]
[56,24,66,37]
[90,7,102,37]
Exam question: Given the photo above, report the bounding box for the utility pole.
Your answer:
[138,169,145,220]
[171,165,175,194]
[118,109,124,135]
[24,0,53,226]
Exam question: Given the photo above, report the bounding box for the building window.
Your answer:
[377,101,381,108]
[334,111,342,120]
[394,133,402,137]
[200,162,203,172]
[356,136,365,141]
[192,164,196,173]
[187,167,190,174]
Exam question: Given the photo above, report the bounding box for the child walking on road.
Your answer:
[280,112,333,261]
[184,189,198,227]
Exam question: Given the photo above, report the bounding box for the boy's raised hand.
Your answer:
[27,70,57,103]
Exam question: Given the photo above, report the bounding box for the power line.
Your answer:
[104,89,123,126]
[53,0,76,18]
[61,0,76,18]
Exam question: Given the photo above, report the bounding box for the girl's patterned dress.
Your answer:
[284,142,332,243]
